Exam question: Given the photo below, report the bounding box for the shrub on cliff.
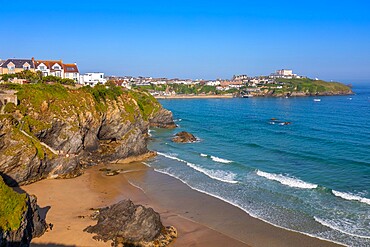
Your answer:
[0,177,28,232]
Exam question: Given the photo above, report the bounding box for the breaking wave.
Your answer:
[314,217,370,239]
[157,152,238,184]
[256,170,318,189]
[332,190,370,206]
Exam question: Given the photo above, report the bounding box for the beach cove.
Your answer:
[24,161,342,247]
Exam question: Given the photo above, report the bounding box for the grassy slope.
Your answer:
[0,177,27,232]
[273,78,352,94]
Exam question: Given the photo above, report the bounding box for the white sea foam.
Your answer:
[200,153,208,157]
[256,170,318,189]
[314,217,370,239]
[332,190,370,206]
[152,168,345,246]
[148,129,154,137]
[210,156,233,164]
[157,152,238,184]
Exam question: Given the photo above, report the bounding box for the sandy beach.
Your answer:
[154,94,234,99]
[22,161,343,247]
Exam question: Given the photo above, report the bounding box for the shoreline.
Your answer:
[22,161,343,247]
[154,92,353,99]
[155,94,234,99]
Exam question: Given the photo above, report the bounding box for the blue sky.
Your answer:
[1,0,370,82]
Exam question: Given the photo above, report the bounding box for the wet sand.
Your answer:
[22,162,343,247]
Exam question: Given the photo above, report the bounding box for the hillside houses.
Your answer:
[0,58,80,83]
[0,59,35,75]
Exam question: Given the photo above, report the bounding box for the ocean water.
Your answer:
[146,85,370,246]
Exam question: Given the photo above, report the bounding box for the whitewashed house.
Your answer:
[79,72,107,86]
[63,64,80,82]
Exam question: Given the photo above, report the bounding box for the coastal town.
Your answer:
[1,57,351,98]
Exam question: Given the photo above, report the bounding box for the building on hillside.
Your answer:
[0,90,18,107]
[0,58,80,83]
[0,58,35,75]
[79,72,106,86]
[232,75,248,81]
[276,69,293,76]
[63,64,80,82]
[34,60,64,77]
[272,69,299,79]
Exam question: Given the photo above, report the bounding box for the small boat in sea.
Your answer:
[313,98,321,102]
[242,94,254,98]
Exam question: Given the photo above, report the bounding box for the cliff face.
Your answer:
[0,83,175,186]
[0,177,47,246]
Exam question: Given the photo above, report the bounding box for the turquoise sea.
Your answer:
[147,85,370,246]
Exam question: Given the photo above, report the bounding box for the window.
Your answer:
[23,66,30,70]
[8,64,15,71]
[39,65,45,70]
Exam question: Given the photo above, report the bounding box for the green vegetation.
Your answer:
[4,83,69,115]
[0,70,42,83]
[41,75,76,85]
[82,82,123,103]
[0,177,28,232]
[128,90,161,120]
[135,83,234,95]
[0,71,75,85]
[274,78,352,94]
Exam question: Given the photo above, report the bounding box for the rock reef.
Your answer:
[85,199,177,247]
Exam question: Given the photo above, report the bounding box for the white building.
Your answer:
[34,60,80,83]
[276,69,293,76]
[205,80,221,86]
[79,72,107,86]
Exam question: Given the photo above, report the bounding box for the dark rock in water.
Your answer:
[85,199,177,247]
[172,131,197,143]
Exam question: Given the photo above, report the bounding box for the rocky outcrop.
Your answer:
[0,84,175,186]
[0,177,47,246]
[172,131,197,143]
[85,199,177,247]
[149,108,176,128]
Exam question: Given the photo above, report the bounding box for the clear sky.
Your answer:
[1,0,370,82]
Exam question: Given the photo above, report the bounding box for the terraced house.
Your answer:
[0,58,35,74]
[0,58,80,83]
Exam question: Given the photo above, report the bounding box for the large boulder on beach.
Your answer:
[172,131,197,143]
[85,199,177,247]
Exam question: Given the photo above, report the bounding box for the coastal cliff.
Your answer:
[0,83,175,245]
[0,83,175,186]
[0,177,47,246]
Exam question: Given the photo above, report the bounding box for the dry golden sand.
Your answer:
[22,162,343,247]
[23,164,249,247]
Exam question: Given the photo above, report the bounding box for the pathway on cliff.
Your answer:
[19,122,59,156]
